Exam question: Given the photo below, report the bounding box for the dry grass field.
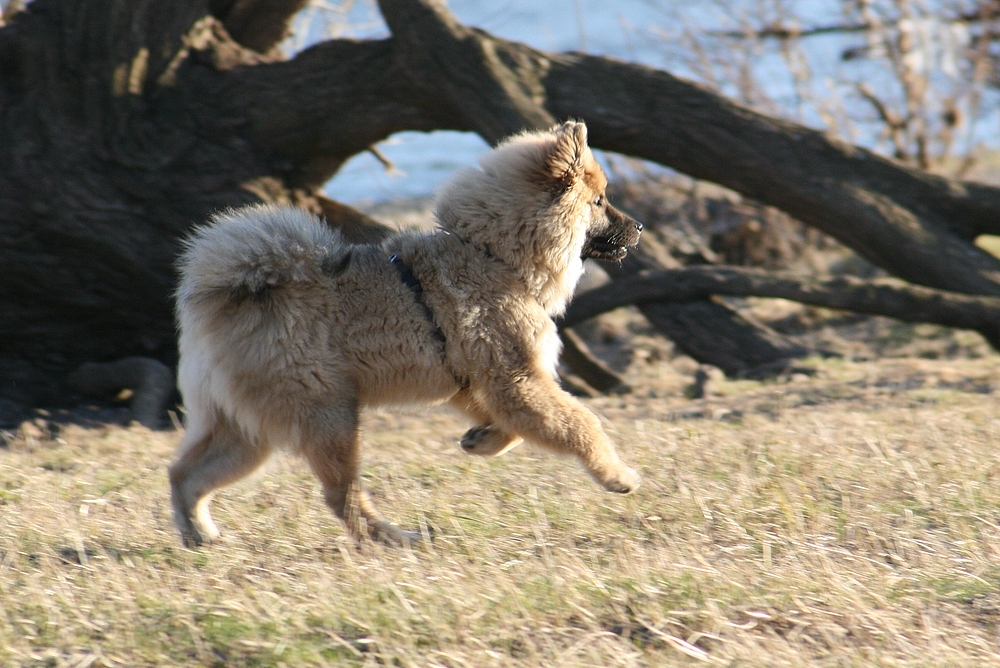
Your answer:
[4,310,1000,667]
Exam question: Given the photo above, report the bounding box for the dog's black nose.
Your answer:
[635,221,644,233]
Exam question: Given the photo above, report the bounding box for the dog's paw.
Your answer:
[371,521,425,547]
[179,527,219,548]
[175,514,221,548]
[599,465,642,494]
[460,425,523,457]
[180,531,202,549]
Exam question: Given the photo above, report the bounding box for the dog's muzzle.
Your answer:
[582,211,643,261]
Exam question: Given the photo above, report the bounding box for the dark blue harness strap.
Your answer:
[389,254,446,344]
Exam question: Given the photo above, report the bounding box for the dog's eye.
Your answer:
[593,196,604,207]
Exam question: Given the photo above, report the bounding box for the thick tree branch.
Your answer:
[214,38,456,189]
[561,266,1000,347]
[376,0,554,142]
[221,0,553,176]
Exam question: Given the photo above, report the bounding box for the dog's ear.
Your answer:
[542,121,588,189]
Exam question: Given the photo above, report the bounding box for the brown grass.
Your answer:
[3,314,1000,666]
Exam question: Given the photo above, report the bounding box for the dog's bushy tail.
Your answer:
[176,204,347,313]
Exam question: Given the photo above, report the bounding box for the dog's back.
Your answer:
[175,205,457,444]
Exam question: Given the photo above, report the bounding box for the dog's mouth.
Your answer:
[582,238,631,261]
[582,206,643,262]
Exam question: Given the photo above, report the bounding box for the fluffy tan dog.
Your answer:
[170,121,643,546]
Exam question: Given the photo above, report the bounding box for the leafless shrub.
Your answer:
[644,0,999,177]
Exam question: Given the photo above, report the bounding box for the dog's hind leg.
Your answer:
[300,403,421,546]
[450,390,523,457]
[169,415,271,547]
[477,374,641,494]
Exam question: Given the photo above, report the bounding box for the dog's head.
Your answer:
[538,122,643,262]
[435,121,643,313]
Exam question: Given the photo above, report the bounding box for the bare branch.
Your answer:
[706,7,1000,41]
[599,239,808,377]
[215,38,455,188]
[708,22,873,40]
[561,266,1000,347]
[856,82,910,161]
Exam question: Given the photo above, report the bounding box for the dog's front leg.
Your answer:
[475,374,641,493]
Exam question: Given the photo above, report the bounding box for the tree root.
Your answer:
[65,357,175,429]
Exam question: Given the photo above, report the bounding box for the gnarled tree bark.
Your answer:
[4,0,1000,416]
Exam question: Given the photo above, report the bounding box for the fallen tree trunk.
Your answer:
[6,0,1000,413]
[561,266,1000,347]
